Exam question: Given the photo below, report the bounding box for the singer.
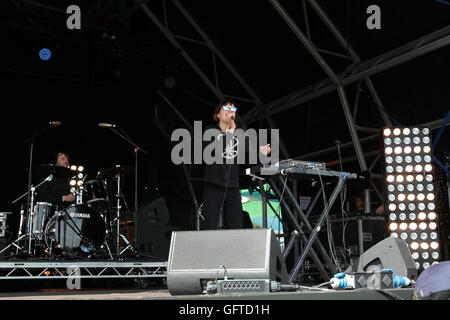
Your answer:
[39,152,75,206]
[202,99,270,230]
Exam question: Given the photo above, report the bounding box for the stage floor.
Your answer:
[0,287,414,300]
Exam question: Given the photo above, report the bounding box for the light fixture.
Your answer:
[383,126,440,271]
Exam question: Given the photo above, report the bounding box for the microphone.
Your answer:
[45,174,53,182]
[49,121,61,127]
[98,123,117,128]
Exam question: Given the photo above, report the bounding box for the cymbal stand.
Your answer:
[113,169,135,257]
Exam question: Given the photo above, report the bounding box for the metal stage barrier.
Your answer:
[0,260,167,280]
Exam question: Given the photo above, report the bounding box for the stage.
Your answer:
[0,286,414,300]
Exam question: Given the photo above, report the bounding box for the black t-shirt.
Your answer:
[38,177,70,206]
[203,124,241,189]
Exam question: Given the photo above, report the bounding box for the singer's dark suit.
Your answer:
[202,124,243,230]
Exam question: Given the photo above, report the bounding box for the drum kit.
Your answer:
[1,164,138,260]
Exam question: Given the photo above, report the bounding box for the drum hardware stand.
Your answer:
[1,175,54,256]
[111,167,136,258]
[107,125,148,257]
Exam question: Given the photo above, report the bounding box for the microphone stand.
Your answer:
[110,126,148,256]
[23,123,57,246]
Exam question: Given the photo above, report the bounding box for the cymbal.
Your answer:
[100,165,134,177]
[33,164,77,179]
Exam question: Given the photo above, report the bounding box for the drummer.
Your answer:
[39,152,75,206]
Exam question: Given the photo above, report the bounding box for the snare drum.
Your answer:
[83,179,110,212]
[27,202,54,240]
[44,204,106,254]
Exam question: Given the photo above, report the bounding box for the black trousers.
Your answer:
[202,182,243,230]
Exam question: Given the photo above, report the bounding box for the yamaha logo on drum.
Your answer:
[69,212,91,219]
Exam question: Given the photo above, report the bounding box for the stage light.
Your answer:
[70,187,76,194]
[78,166,84,172]
[432,252,439,259]
[412,252,419,260]
[77,180,83,186]
[415,262,420,269]
[70,165,77,171]
[77,173,84,179]
[70,180,76,186]
[421,242,429,250]
[423,262,430,269]
[430,242,439,250]
[383,126,440,271]
[390,232,398,238]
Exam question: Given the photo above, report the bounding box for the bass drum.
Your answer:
[45,204,106,255]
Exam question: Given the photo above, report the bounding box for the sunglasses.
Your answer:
[222,105,237,112]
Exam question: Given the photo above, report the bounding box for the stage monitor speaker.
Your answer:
[345,237,418,280]
[167,228,288,295]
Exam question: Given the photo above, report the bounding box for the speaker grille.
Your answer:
[169,229,269,271]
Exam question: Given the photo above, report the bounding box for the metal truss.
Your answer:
[0,261,167,280]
